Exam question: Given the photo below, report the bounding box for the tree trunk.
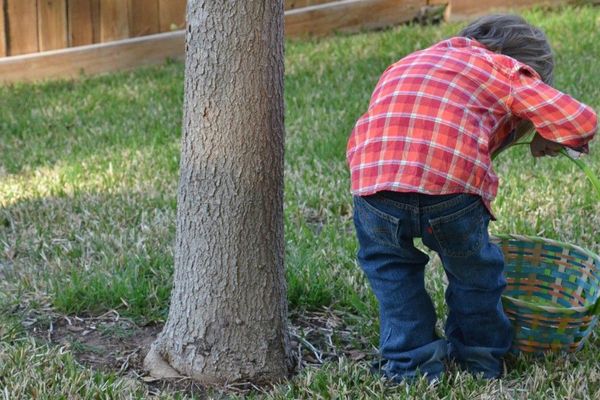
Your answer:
[144,0,290,385]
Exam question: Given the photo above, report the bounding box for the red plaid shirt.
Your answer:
[347,37,597,214]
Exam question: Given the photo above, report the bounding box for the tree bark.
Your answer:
[144,0,290,385]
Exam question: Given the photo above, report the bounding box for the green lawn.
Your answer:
[1,4,599,399]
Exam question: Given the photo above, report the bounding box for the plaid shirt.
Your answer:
[347,37,597,214]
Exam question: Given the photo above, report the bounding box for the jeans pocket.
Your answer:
[428,197,485,258]
[353,195,400,247]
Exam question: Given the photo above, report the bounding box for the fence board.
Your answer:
[68,0,94,46]
[451,0,565,18]
[286,0,427,37]
[129,0,159,37]
[158,0,186,32]
[100,0,129,42]
[6,0,39,56]
[38,0,68,51]
[90,0,100,43]
[0,0,6,57]
[0,30,184,83]
[285,0,336,10]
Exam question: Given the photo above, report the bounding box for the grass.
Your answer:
[1,4,599,399]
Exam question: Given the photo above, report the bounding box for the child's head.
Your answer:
[459,14,554,85]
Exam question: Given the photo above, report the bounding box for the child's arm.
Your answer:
[508,68,597,155]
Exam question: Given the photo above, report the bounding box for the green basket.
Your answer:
[492,234,600,354]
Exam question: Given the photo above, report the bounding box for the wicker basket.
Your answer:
[492,234,600,354]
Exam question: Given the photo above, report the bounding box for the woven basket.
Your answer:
[492,234,600,354]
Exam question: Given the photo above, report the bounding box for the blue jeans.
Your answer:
[353,191,513,381]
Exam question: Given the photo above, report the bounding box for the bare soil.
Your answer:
[25,307,373,398]
[26,310,210,397]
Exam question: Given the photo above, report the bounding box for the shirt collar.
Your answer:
[437,37,489,51]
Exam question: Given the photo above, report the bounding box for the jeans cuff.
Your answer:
[448,340,509,379]
[373,339,447,383]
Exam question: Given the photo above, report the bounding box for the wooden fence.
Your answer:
[447,0,566,19]
[0,0,580,83]
[0,0,429,58]
[0,0,186,57]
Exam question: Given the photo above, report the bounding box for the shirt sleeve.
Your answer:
[508,67,597,153]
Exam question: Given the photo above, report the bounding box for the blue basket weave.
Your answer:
[493,234,600,353]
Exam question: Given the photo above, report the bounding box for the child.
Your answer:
[347,14,597,382]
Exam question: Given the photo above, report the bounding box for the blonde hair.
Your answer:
[459,14,554,85]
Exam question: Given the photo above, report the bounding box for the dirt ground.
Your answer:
[26,308,373,397]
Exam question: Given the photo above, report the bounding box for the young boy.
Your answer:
[347,14,597,382]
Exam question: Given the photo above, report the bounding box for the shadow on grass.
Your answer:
[0,190,176,325]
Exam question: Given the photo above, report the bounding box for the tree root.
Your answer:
[143,343,183,379]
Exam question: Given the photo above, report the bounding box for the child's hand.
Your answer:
[530,133,563,157]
